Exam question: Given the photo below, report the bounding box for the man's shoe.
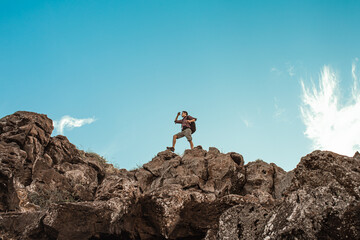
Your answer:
[167,147,175,152]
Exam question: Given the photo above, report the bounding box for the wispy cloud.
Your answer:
[300,61,360,156]
[54,115,96,135]
[352,57,359,100]
[287,65,295,77]
[273,97,286,119]
[271,64,295,77]
[270,67,282,76]
[242,118,252,128]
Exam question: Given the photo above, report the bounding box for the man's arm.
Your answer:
[174,113,182,124]
[187,115,197,123]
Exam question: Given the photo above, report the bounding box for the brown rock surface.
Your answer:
[261,151,360,240]
[0,111,359,240]
[0,111,53,164]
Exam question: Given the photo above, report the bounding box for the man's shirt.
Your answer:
[175,115,197,131]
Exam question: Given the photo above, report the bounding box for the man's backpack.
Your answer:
[187,116,196,134]
[190,121,196,134]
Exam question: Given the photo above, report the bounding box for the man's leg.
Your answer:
[172,135,177,148]
[189,140,194,149]
[168,131,184,151]
[184,128,194,149]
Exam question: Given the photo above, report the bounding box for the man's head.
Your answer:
[182,111,188,117]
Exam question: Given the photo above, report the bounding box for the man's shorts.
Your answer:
[175,128,192,141]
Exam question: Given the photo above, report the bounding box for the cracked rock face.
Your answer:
[0,111,359,240]
[261,151,360,240]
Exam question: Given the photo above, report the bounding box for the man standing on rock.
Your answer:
[167,111,197,152]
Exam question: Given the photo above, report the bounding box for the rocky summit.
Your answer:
[0,111,359,240]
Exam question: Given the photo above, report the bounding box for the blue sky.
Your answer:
[1,1,360,171]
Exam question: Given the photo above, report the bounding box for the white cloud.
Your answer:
[352,57,359,100]
[271,64,295,77]
[242,118,252,127]
[287,65,295,77]
[300,62,360,156]
[270,67,282,75]
[273,97,286,119]
[54,115,96,135]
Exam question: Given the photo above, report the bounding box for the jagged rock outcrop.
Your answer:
[0,111,359,240]
[262,151,360,239]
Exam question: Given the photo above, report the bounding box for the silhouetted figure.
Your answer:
[167,111,197,152]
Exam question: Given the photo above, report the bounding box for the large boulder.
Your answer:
[0,111,53,163]
[42,202,116,240]
[0,211,47,240]
[262,150,360,239]
[120,184,244,240]
[0,112,108,213]
[28,136,105,207]
[0,141,26,211]
[118,146,248,239]
[212,195,272,240]
[139,146,246,198]
[241,160,289,205]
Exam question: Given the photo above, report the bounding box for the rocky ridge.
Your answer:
[0,111,359,239]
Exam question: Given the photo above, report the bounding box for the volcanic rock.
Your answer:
[0,111,359,240]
